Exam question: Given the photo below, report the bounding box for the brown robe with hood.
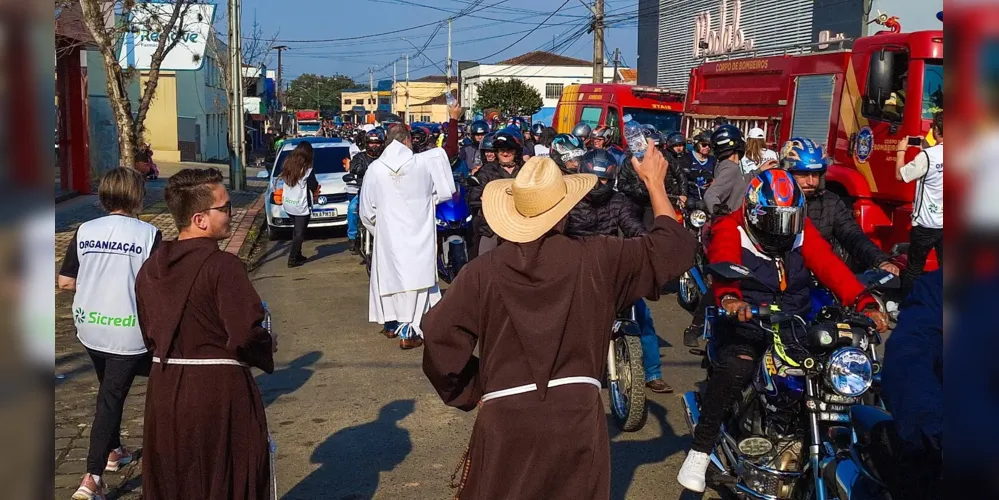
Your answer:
[135,238,274,500]
[422,215,697,500]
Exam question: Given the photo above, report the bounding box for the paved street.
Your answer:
[248,229,710,500]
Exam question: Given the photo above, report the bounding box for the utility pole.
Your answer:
[592,0,604,83]
[228,0,246,190]
[446,18,452,86]
[274,45,288,111]
[405,54,410,124]
[369,67,375,118]
[393,61,397,120]
[612,48,620,83]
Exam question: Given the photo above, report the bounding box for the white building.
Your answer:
[458,51,630,124]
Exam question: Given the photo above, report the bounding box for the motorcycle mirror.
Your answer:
[342,173,356,183]
[858,269,900,293]
[704,262,755,281]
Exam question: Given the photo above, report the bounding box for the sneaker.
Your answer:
[645,378,674,394]
[677,450,711,493]
[72,474,106,500]
[683,323,703,348]
[106,446,134,472]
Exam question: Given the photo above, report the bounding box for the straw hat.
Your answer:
[482,157,597,243]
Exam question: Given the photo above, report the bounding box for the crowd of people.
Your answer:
[57,98,943,498]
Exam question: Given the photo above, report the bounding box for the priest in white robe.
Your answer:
[359,124,457,349]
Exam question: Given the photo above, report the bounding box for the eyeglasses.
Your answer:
[204,201,232,217]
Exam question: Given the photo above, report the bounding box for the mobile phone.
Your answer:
[907,136,923,147]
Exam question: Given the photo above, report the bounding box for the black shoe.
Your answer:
[287,256,306,268]
[349,240,359,255]
[683,323,703,348]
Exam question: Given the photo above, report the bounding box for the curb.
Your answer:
[224,192,266,262]
[237,205,267,264]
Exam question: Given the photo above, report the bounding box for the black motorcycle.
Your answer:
[681,262,897,500]
[607,305,646,432]
[342,173,372,277]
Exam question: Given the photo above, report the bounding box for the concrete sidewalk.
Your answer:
[54,163,266,499]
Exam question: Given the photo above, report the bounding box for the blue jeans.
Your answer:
[347,195,359,241]
[634,299,663,382]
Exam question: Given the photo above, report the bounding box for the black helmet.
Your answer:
[549,134,586,172]
[492,126,523,152]
[641,126,663,148]
[572,122,592,141]
[469,120,490,136]
[590,125,617,145]
[531,122,546,137]
[411,126,430,148]
[365,127,386,156]
[710,124,745,159]
[478,132,497,165]
[579,149,620,180]
[665,132,686,149]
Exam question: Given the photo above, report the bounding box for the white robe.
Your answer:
[359,140,456,333]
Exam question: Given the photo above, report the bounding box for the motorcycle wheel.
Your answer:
[677,273,700,312]
[610,335,647,432]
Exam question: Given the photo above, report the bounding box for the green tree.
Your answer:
[285,74,358,114]
[472,78,543,117]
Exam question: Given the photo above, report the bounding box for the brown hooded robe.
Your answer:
[422,216,697,499]
[135,238,274,500]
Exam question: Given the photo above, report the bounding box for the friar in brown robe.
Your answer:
[135,169,274,499]
[422,153,697,499]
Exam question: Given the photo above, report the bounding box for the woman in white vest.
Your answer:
[58,168,161,500]
[280,141,320,268]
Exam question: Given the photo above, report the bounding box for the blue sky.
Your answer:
[239,0,641,85]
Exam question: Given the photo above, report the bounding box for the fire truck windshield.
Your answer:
[922,60,943,119]
[623,108,682,135]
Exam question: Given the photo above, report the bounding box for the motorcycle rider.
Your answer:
[411,126,432,154]
[348,127,386,256]
[549,134,586,173]
[520,120,537,158]
[665,132,696,199]
[780,137,899,275]
[676,169,890,493]
[467,127,525,256]
[572,122,593,146]
[689,131,717,181]
[568,149,674,393]
[473,133,496,175]
[460,119,490,171]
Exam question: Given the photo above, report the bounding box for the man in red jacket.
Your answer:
[677,169,889,493]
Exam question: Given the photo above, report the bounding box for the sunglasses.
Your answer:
[204,201,232,217]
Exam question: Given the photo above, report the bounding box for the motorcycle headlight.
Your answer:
[825,347,873,397]
[689,210,708,228]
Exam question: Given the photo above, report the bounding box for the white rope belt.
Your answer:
[480,376,601,403]
[152,357,249,368]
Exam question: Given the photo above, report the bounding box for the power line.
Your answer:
[472,0,573,63]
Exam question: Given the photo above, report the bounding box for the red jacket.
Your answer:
[708,212,877,311]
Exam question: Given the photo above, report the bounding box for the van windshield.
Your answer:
[624,108,682,134]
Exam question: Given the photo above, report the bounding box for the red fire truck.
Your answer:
[683,21,942,257]
[552,83,685,140]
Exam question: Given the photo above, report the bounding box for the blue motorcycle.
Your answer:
[436,179,472,284]
[683,263,897,500]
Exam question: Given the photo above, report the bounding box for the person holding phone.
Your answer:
[896,112,944,295]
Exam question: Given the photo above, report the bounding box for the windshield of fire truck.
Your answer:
[922,60,943,119]
[623,108,682,135]
[299,122,322,133]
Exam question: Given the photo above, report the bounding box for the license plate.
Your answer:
[313,209,337,218]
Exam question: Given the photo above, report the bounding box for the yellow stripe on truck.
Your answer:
[556,85,581,134]
[841,59,878,193]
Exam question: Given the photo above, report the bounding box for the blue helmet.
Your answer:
[549,134,585,172]
[579,149,620,180]
[780,137,830,173]
[531,122,546,137]
[744,169,806,254]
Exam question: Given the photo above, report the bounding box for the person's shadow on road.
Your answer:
[281,399,415,500]
[256,351,322,408]
[608,400,692,500]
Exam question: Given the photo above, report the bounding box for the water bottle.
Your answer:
[444,91,457,108]
[622,114,649,160]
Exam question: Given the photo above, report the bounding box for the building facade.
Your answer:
[637,0,868,90]
[127,37,229,162]
[392,75,457,123]
[458,51,627,124]
[341,79,392,123]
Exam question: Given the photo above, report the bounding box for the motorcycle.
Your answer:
[436,178,473,284]
[676,194,710,312]
[681,262,897,500]
[342,173,372,277]
[607,305,647,432]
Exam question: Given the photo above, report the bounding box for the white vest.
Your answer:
[282,168,313,216]
[72,215,159,355]
[913,144,943,229]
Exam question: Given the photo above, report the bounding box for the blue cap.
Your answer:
[937,11,943,21]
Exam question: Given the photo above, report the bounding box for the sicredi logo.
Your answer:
[76,309,138,328]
